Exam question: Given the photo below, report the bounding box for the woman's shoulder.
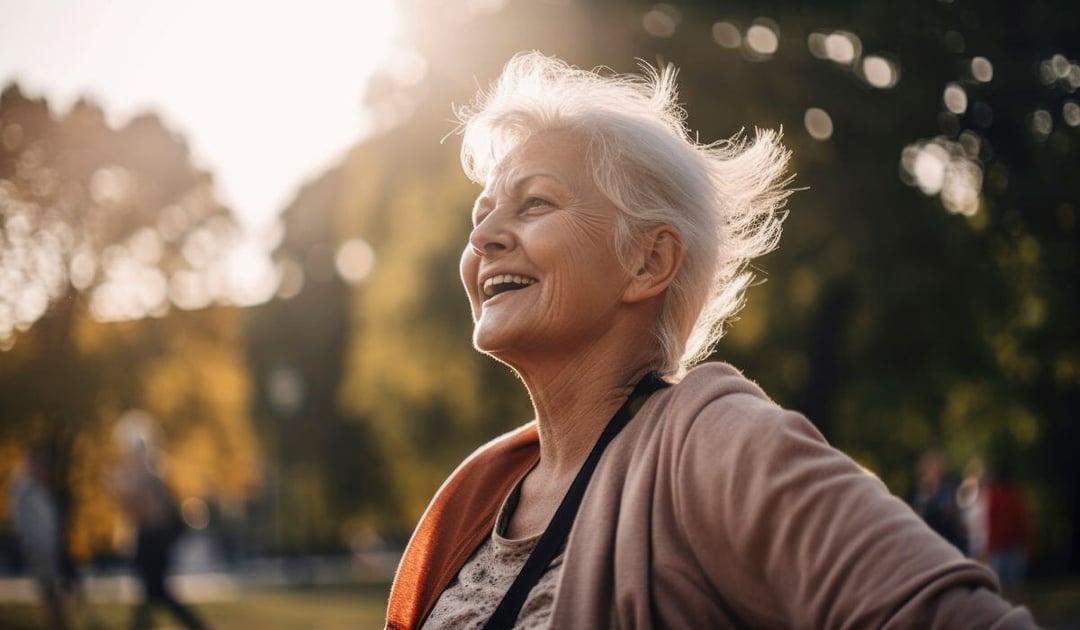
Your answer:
[658,361,816,442]
[646,361,841,491]
[670,361,772,405]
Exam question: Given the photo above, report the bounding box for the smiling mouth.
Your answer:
[482,274,538,300]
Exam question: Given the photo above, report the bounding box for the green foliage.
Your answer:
[326,0,1079,567]
[337,124,532,527]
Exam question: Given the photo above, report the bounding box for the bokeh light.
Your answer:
[276,258,305,300]
[824,31,861,66]
[807,32,828,59]
[900,138,983,216]
[744,19,779,61]
[804,108,834,140]
[642,4,681,39]
[182,497,211,530]
[89,166,133,205]
[907,143,949,195]
[1064,101,1080,127]
[711,22,741,49]
[335,239,376,286]
[943,83,968,114]
[113,409,162,452]
[169,270,211,311]
[861,55,900,89]
[971,56,994,83]
[1030,109,1053,141]
[268,365,304,416]
[1039,53,1080,90]
[224,238,280,307]
[1052,54,1071,78]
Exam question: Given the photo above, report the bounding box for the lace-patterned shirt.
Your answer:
[422,482,562,629]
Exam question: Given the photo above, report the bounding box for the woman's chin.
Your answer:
[473,328,517,356]
[472,323,536,366]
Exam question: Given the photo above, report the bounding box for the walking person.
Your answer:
[9,448,66,629]
[911,449,967,551]
[111,439,208,630]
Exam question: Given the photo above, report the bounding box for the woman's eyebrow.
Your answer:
[496,163,566,195]
[509,171,563,192]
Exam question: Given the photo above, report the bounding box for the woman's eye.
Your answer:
[523,197,550,210]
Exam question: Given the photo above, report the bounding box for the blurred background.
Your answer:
[1,0,1078,627]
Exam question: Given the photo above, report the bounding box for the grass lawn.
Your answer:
[2,579,1078,628]
[0,582,390,630]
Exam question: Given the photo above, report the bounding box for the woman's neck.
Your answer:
[514,340,655,480]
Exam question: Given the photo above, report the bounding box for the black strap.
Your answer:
[482,373,669,630]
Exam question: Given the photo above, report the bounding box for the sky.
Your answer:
[0,0,400,229]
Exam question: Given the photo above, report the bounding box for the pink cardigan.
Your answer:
[386,362,1035,628]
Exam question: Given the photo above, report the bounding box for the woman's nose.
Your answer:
[468,210,514,257]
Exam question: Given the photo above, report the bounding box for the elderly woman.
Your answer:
[385,53,1034,629]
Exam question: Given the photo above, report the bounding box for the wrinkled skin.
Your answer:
[460,129,635,370]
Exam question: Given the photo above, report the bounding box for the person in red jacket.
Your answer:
[985,461,1032,591]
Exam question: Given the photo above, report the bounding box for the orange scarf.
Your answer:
[385,424,541,629]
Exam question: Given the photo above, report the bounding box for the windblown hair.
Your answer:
[457,52,792,378]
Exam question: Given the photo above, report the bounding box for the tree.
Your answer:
[331,0,1079,571]
[0,85,259,560]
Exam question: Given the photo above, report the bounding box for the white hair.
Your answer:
[457,52,792,378]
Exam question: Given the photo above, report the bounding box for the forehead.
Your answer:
[483,128,591,192]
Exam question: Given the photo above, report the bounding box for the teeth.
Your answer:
[482,274,537,297]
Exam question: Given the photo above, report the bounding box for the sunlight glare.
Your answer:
[0,0,401,230]
[224,239,280,307]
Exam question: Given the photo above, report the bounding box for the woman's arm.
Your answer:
[674,393,1035,628]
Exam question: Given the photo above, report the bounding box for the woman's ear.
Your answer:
[624,225,684,304]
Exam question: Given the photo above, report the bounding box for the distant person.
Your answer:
[911,449,967,551]
[111,440,208,630]
[957,459,989,560]
[985,461,1032,591]
[9,448,66,630]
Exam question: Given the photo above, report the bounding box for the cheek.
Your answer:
[460,248,481,309]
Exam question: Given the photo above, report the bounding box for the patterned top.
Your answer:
[422,482,562,629]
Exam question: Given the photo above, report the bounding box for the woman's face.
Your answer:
[460,130,635,365]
